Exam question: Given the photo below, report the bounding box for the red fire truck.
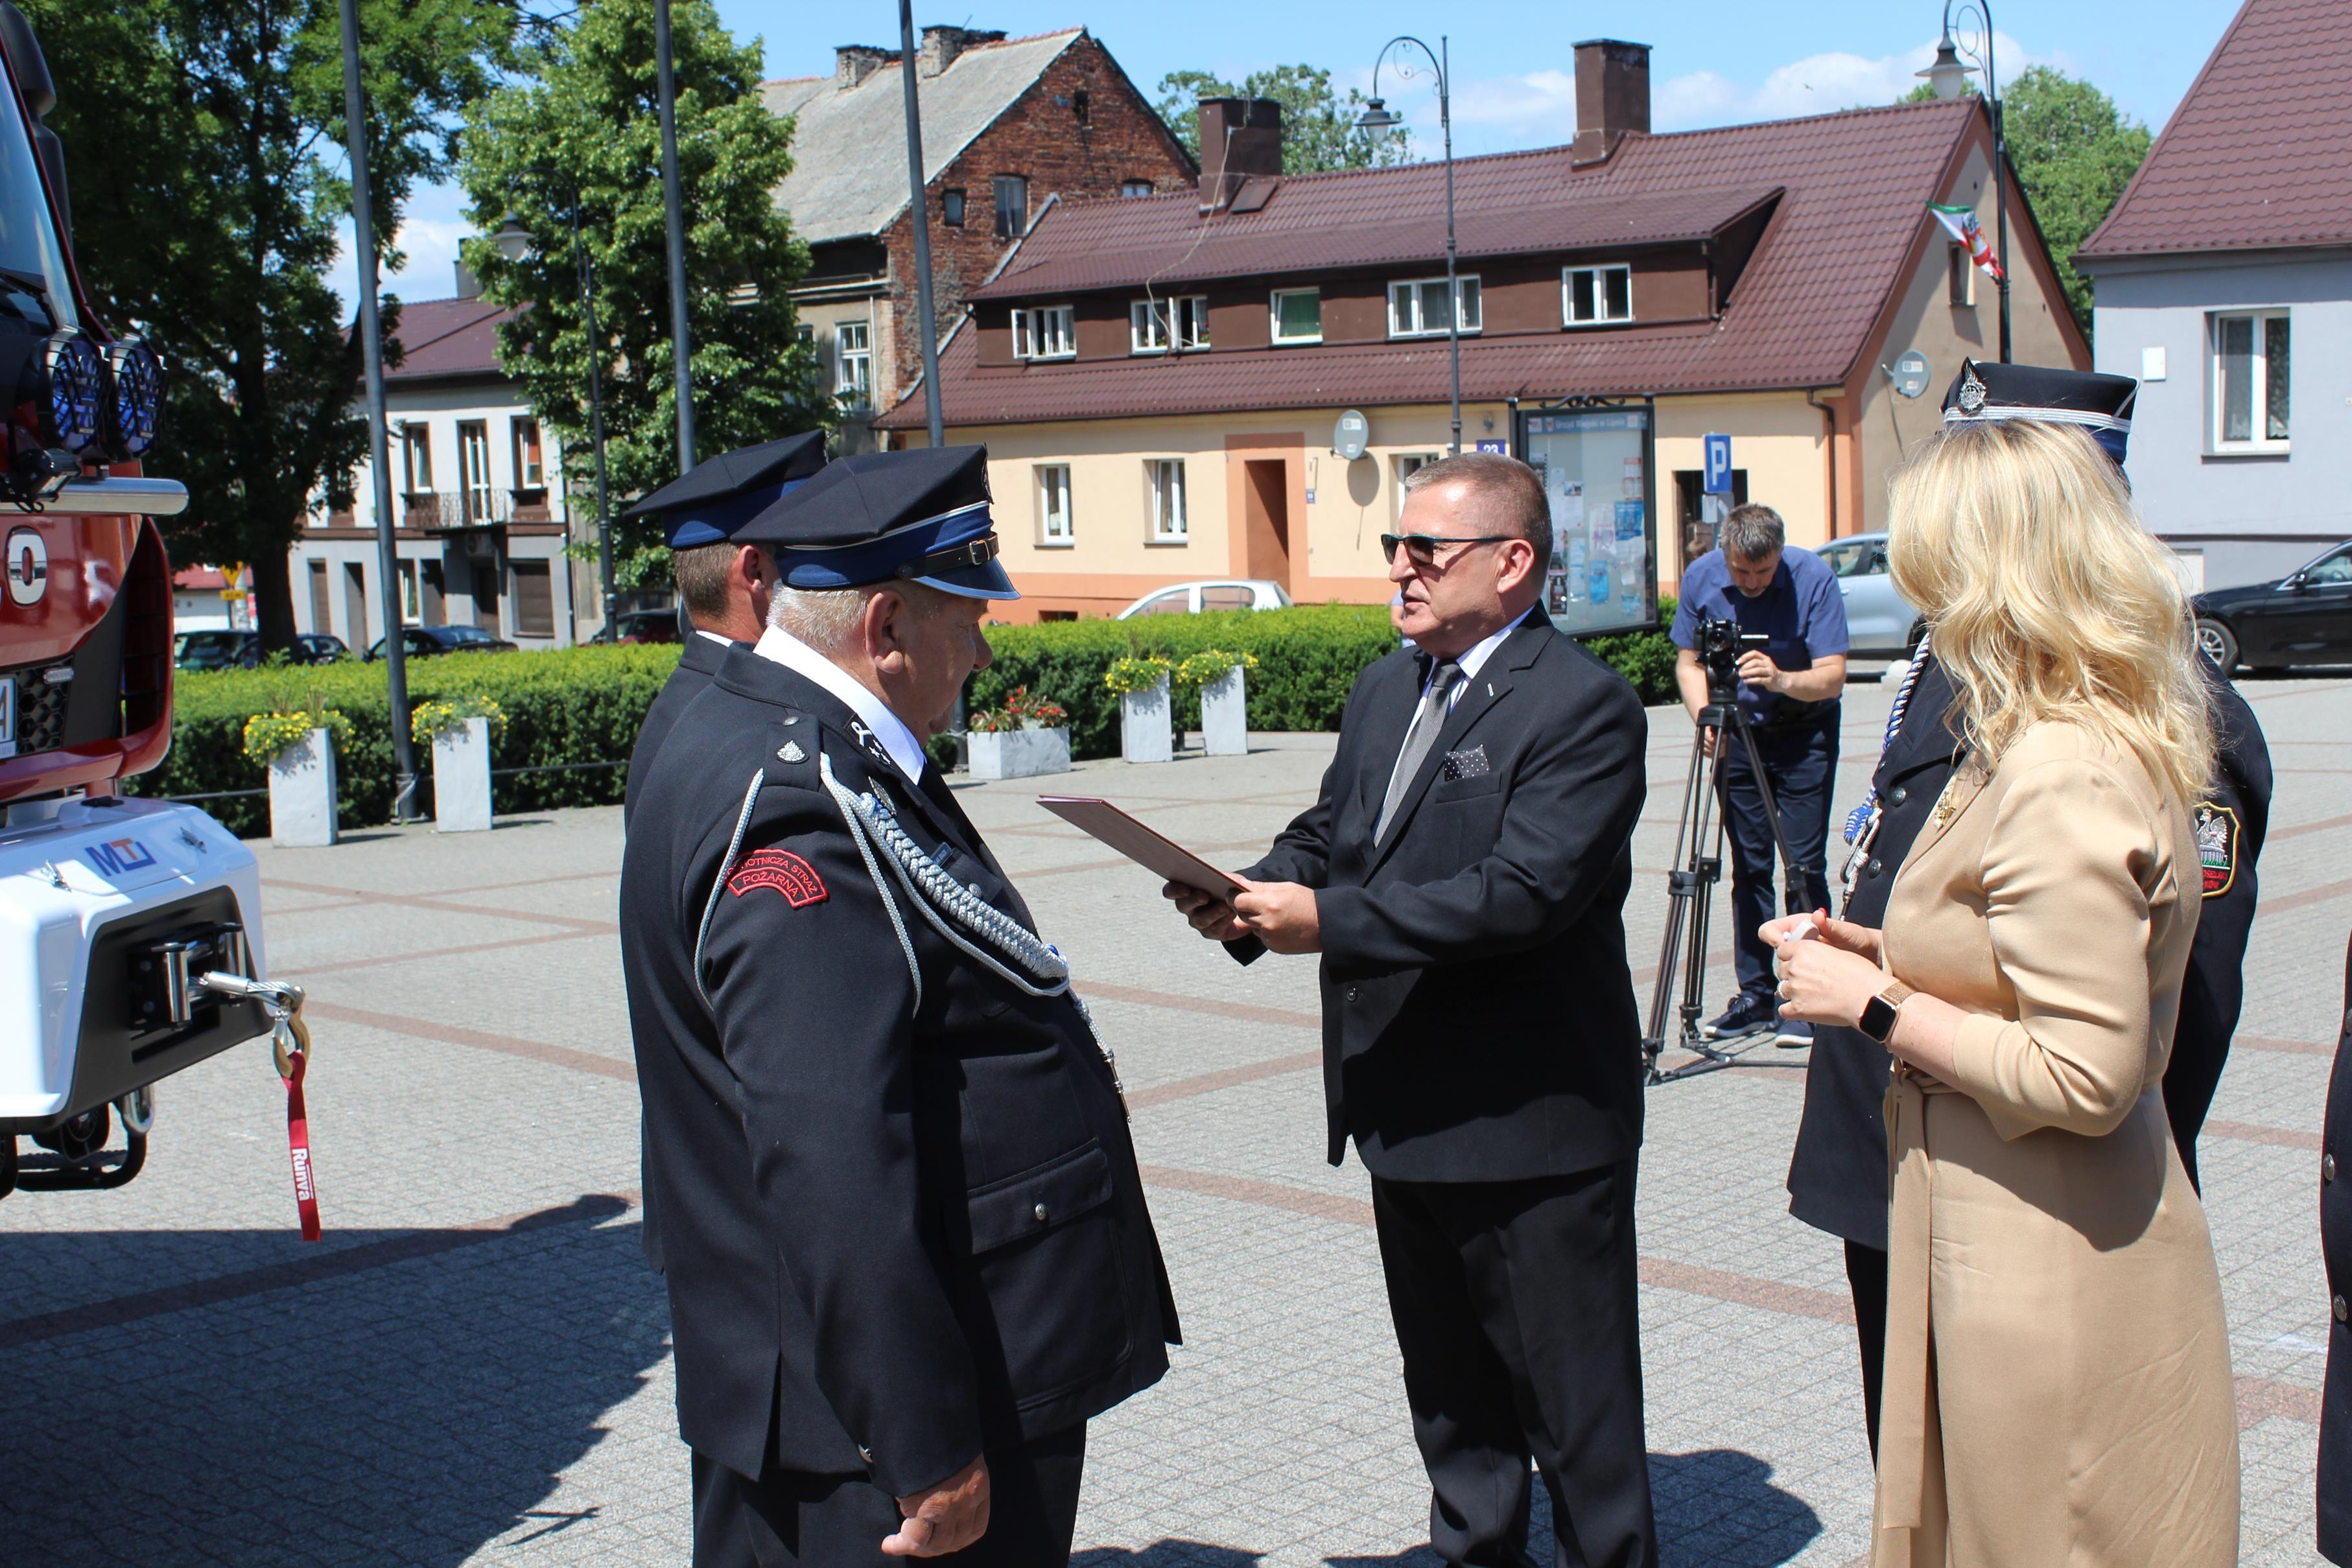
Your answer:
[0,1,284,1199]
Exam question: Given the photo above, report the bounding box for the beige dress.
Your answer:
[1872,720,2239,1568]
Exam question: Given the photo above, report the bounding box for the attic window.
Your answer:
[1563,264,1632,326]
[1121,179,1153,198]
[993,174,1028,239]
[943,189,966,226]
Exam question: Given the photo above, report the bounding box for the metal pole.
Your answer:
[899,0,945,447]
[335,0,420,821]
[654,0,696,469]
[573,210,615,633]
[1986,10,2011,362]
[1439,36,1461,456]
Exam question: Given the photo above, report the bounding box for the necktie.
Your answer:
[1376,659,1460,842]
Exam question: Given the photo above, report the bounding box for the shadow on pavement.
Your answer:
[1321,1447,1821,1568]
[0,1195,667,1567]
[1074,1543,1266,1566]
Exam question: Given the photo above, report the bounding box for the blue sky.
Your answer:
[336,0,2244,309]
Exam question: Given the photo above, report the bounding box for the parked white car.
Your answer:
[1114,579,1294,618]
[1810,532,1923,658]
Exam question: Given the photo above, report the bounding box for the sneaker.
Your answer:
[1773,1017,1815,1049]
[1702,992,1777,1041]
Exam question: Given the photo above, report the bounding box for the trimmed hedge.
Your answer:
[126,601,1679,832]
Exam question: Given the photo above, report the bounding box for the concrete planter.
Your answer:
[267,727,337,848]
[967,726,1071,780]
[430,716,494,832]
[1120,677,1173,764]
[1199,668,1249,756]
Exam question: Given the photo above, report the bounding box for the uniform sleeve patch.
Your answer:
[2193,802,2239,899]
[727,848,829,907]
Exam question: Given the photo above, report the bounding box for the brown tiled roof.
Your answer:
[2076,0,2352,259]
[884,99,1983,427]
[969,170,1782,296]
[381,296,513,380]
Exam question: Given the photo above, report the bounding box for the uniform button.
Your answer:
[1888,786,1908,807]
[1866,858,1883,879]
[2327,1153,2338,1184]
[1345,985,1361,1002]
[2336,1294,2348,1324]
[1033,1202,1051,1224]
[858,1444,873,1465]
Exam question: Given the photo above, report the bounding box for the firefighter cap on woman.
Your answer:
[1940,358,2139,467]
[735,445,1020,600]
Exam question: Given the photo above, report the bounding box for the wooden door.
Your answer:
[1242,459,1289,584]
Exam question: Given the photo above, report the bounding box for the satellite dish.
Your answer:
[1889,349,1932,400]
[1333,409,1369,461]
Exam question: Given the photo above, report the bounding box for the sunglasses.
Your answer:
[1380,532,1514,567]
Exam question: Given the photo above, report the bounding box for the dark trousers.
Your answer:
[1717,718,1839,1000]
[692,1426,1085,1568]
[1844,1239,1889,1458]
[1370,1163,1657,1568]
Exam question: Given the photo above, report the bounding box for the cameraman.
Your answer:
[1669,504,1850,1045]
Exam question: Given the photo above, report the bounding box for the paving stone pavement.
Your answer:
[4,670,2347,1567]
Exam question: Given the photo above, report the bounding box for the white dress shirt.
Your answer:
[1417,603,1546,710]
[694,628,731,649]
[751,626,929,782]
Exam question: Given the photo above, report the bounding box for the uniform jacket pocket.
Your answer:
[961,1140,1114,1254]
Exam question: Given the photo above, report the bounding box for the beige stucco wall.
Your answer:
[1654,392,1835,577]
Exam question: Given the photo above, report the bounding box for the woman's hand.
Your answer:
[1772,934,1891,1029]
[1758,908,1884,966]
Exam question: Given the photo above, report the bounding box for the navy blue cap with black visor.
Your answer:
[733,445,1020,600]
[620,431,829,549]
[1940,358,2139,467]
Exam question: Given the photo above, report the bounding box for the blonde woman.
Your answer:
[1769,417,2237,1567]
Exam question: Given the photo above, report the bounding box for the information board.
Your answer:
[1519,405,1658,637]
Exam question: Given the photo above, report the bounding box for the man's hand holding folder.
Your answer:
[1162,878,1322,954]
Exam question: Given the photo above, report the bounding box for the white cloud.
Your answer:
[327,180,477,314]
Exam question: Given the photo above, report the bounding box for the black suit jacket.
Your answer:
[2317,933,2352,1565]
[1787,655,2272,1246]
[1231,616,1649,1182]
[622,632,732,832]
[620,649,1175,1493]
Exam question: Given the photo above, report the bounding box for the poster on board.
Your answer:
[1520,405,1658,636]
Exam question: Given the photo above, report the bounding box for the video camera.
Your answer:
[1695,612,1770,681]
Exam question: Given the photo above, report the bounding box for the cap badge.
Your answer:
[1957,366,1988,416]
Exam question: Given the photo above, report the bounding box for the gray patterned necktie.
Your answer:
[1376,659,1460,841]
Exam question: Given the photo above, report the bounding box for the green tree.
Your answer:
[1157,64,1411,174]
[1903,67,2150,329]
[459,0,826,592]
[25,0,512,649]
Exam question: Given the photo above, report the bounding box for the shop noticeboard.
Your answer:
[1517,402,1658,637]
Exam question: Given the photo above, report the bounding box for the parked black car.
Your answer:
[173,629,259,671]
[588,609,683,646]
[294,632,348,662]
[364,624,521,661]
[2194,539,2352,673]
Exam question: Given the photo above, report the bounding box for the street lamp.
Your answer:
[495,197,615,637]
[1359,36,1461,456]
[1919,1,2010,361]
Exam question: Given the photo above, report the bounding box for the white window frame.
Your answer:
[1562,263,1633,327]
[2208,309,2290,453]
[1270,287,1323,345]
[1120,178,1155,198]
[1393,452,1441,520]
[836,319,873,399]
[1147,459,1188,543]
[1037,463,1074,546]
[397,558,423,624]
[1012,305,1076,360]
[401,423,434,493]
[1173,295,1209,349]
[1131,296,1208,355]
[1387,275,1483,339]
[511,417,545,489]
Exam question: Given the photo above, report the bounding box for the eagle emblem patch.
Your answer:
[2192,802,2239,899]
[1956,364,1988,415]
[727,848,829,907]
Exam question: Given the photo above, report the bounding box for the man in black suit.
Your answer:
[622,432,828,830]
[1168,451,1654,1568]
[624,446,1176,1566]
[1785,360,2272,1455]
[2317,930,2352,1565]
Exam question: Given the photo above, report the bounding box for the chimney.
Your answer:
[1572,40,1651,165]
[453,257,482,299]
[919,25,1004,77]
[1196,97,1283,213]
[834,44,898,91]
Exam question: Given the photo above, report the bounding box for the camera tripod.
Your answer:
[1641,668,1814,1085]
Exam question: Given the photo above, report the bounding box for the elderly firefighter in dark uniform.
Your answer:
[620,445,1178,1565]
[1784,359,2272,1453]
[621,431,829,830]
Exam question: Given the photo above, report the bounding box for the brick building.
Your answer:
[877,40,2089,626]
[763,26,1194,451]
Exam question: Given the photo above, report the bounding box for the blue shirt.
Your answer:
[1670,546,1851,727]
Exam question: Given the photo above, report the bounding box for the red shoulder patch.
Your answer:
[727,848,829,907]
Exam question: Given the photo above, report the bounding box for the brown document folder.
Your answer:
[1035,795,1247,901]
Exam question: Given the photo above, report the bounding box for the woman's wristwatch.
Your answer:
[1856,979,1916,1044]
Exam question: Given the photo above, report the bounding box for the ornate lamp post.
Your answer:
[495,202,614,636]
[1359,36,1461,455]
[1920,2,2010,362]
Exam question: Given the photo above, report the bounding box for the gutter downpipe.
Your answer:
[1806,387,1839,541]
